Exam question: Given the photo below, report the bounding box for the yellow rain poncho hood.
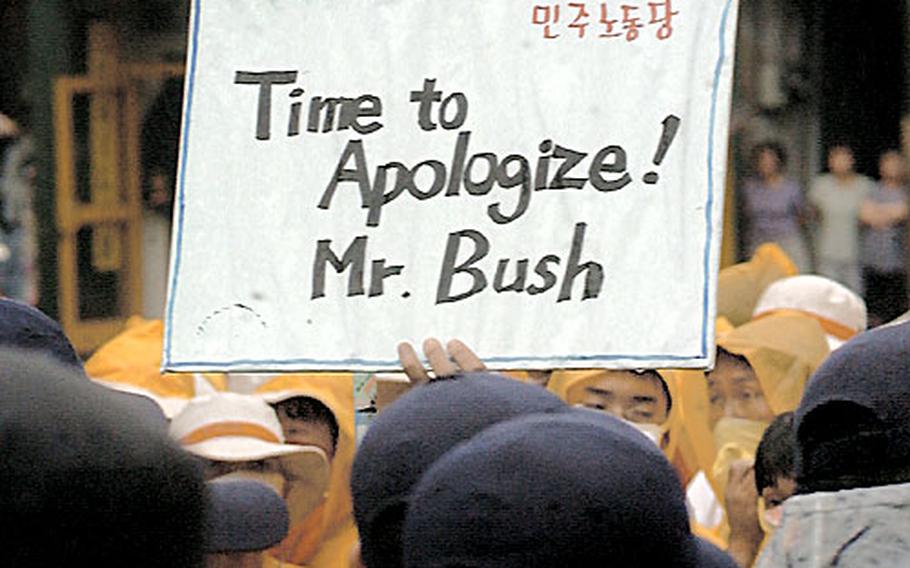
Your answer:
[547,369,683,464]
[716,243,797,327]
[716,314,829,512]
[256,374,357,568]
[85,317,226,417]
[717,313,829,416]
[672,319,738,495]
[681,314,829,546]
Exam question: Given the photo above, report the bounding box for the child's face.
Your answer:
[761,476,797,509]
[706,352,775,428]
[277,410,336,461]
[572,371,670,425]
[828,147,855,176]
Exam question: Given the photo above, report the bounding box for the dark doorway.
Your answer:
[819,1,907,176]
[0,1,28,121]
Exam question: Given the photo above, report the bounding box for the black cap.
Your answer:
[351,373,566,568]
[403,410,711,567]
[0,349,206,566]
[796,321,910,492]
[204,478,289,553]
[0,299,81,369]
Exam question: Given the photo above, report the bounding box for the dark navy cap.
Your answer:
[0,300,167,432]
[204,478,289,553]
[796,321,910,492]
[351,373,566,568]
[0,349,205,565]
[0,299,82,369]
[403,410,734,567]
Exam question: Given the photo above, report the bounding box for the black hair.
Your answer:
[797,401,910,494]
[635,370,672,414]
[715,346,752,369]
[272,396,339,453]
[827,143,854,157]
[755,412,796,494]
[753,141,788,168]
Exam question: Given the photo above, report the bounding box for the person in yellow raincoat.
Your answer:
[681,313,829,565]
[170,392,332,568]
[88,319,358,567]
[255,374,359,568]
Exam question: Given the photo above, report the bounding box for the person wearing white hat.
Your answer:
[170,393,331,540]
[752,274,867,350]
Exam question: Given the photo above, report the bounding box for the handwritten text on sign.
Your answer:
[532,1,680,41]
[163,0,739,372]
[236,72,682,303]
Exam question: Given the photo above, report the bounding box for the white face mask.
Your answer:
[625,420,665,447]
[572,405,666,447]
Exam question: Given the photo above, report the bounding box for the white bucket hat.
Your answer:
[752,275,867,350]
[170,392,322,462]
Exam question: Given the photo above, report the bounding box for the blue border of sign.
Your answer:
[163,0,735,371]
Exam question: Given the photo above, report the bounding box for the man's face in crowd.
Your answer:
[880,152,905,181]
[275,408,336,461]
[573,370,670,425]
[757,148,781,178]
[706,351,775,428]
[828,146,854,176]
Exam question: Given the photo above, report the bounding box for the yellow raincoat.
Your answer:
[87,320,358,566]
[668,319,737,492]
[717,244,797,327]
[719,313,829,419]
[85,317,226,417]
[256,375,358,568]
[681,313,829,548]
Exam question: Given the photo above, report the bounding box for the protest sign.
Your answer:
[163,0,740,372]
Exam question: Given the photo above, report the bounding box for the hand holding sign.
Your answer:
[398,338,487,385]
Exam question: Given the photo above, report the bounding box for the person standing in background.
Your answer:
[860,150,908,326]
[140,77,183,319]
[809,145,875,293]
[741,142,812,272]
[0,112,36,303]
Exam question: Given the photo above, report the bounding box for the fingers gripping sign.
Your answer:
[397,338,487,385]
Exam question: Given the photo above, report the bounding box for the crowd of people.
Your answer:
[741,142,909,325]
[3,236,910,567]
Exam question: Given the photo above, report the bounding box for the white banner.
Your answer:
[163,0,739,372]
